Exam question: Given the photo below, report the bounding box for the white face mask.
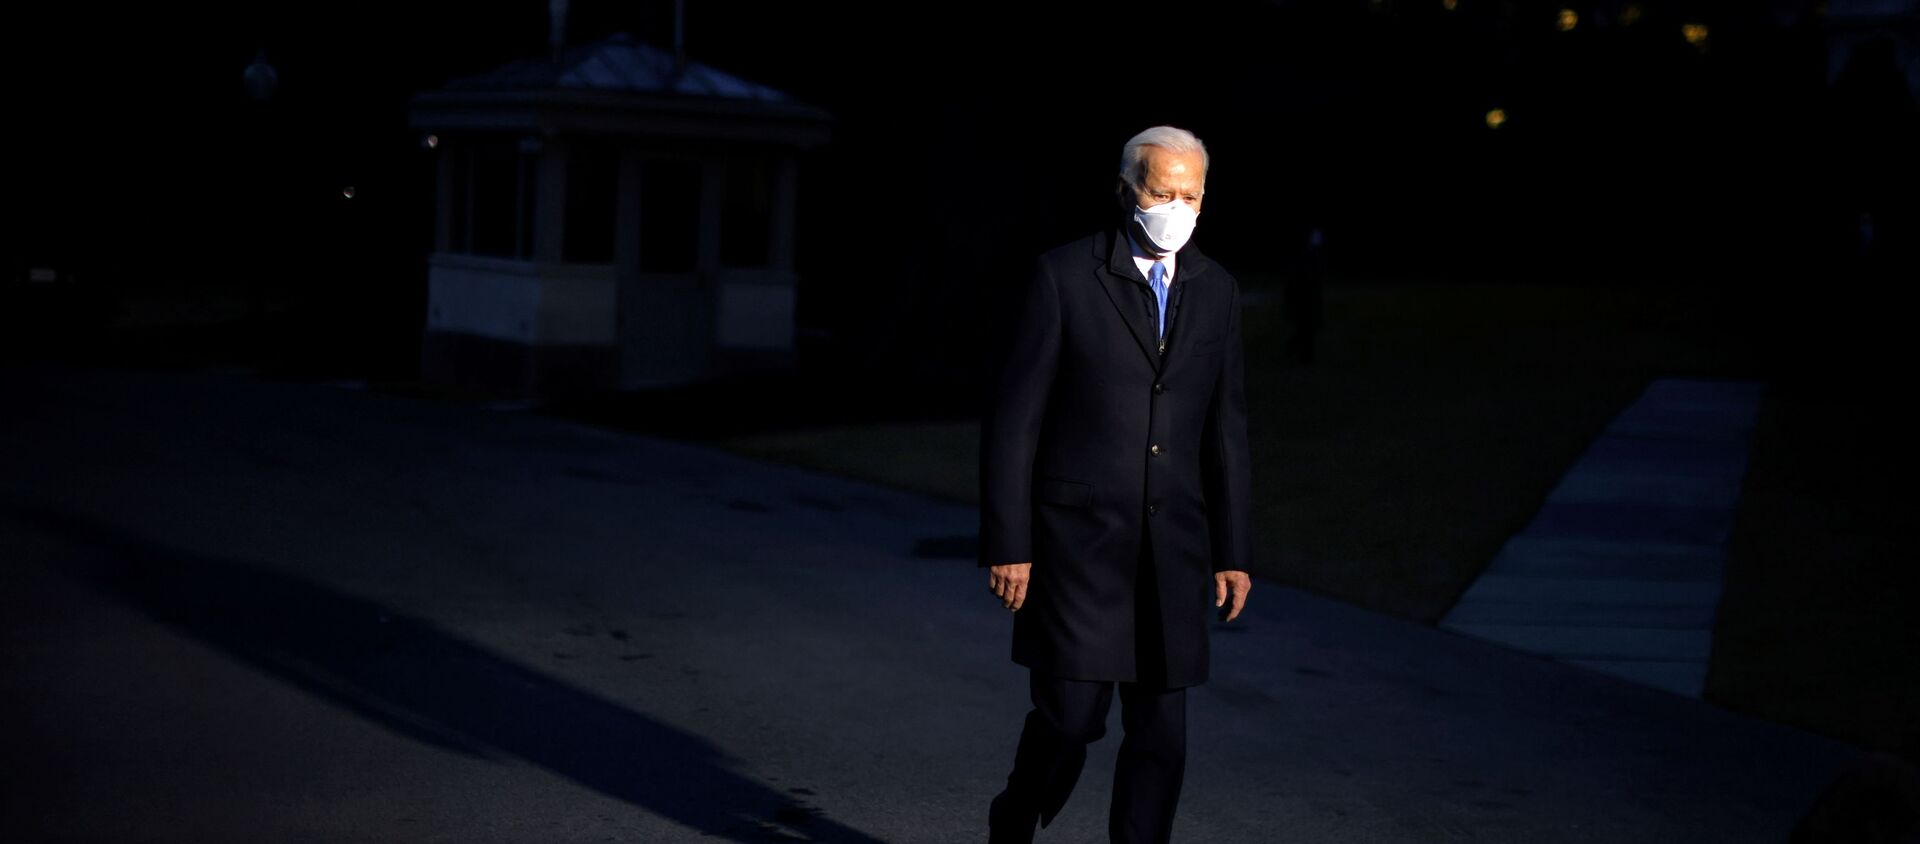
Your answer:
[1130,199,1199,255]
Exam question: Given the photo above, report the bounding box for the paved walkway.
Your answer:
[0,366,1857,842]
[1441,379,1766,696]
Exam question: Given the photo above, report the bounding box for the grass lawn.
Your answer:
[1707,369,1920,760]
[1230,279,1757,621]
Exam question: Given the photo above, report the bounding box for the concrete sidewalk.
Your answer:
[0,365,1864,842]
[1443,378,1767,696]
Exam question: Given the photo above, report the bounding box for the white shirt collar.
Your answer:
[1124,229,1177,285]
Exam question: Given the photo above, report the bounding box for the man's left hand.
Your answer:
[1214,570,1251,622]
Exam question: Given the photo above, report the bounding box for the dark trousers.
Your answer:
[990,673,1189,843]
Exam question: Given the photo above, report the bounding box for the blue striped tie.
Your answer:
[1149,260,1168,342]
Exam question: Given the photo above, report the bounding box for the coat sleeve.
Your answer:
[978,259,1063,568]
[1201,275,1254,573]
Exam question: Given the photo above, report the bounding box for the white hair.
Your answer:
[1118,126,1210,189]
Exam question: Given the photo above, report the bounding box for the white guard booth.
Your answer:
[410,34,830,397]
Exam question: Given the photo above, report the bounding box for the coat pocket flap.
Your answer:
[1036,477,1093,508]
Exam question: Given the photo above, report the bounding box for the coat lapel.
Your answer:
[1095,230,1161,365]
[1093,228,1215,368]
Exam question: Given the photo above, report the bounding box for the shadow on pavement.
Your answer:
[19,507,885,844]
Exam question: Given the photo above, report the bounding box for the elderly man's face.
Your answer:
[1128,147,1206,214]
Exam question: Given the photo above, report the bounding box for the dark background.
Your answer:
[8,0,1914,400]
[7,0,1920,789]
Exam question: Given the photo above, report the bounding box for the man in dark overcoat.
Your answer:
[980,125,1254,844]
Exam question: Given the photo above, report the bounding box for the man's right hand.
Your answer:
[988,563,1031,612]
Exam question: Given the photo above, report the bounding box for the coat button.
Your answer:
[1153,382,1165,395]
[1147,503,1160,516]
[1149,444,1162,456]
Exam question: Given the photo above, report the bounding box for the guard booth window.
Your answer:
[447,146,471,253]
[721,154,772,268]
[637,158,700,274]
[468,140,521,259]
[565,143,618,263]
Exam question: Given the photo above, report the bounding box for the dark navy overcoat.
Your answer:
[980,227,1253,689]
